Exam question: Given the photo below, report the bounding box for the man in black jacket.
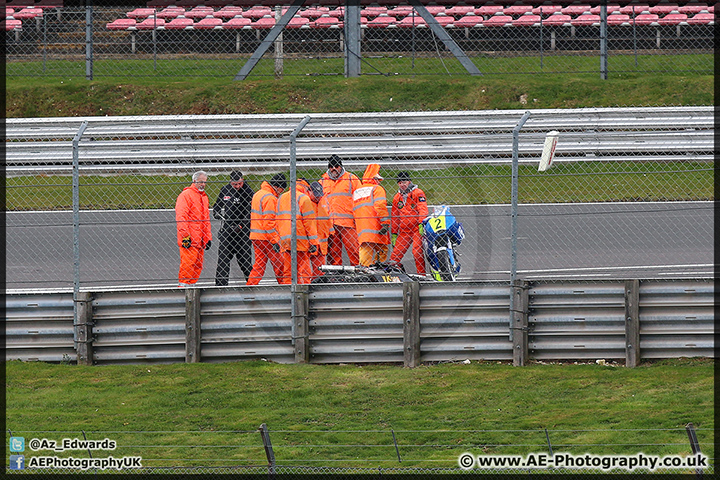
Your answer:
[213,171,255,286]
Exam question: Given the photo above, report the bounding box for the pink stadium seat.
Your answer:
[12,7,42,20]
[5,18,22,31]
[658,13,688,24]
[454,14,483,27]
[106,18,137,30]
[136,17,165,30]
[649,3,679,15]
[310,16,340,28]
[504,5,534,16]
[300,7,330,19]
[512,14,541,26]
[328,7,344,18]
[620,4,650,14]
[164,17,193,29]
[213,6,244,19]
[397,15,427,27]
[590,4,621,14]
[126,8,155,19]
[252,16,275,28]
[446,6,475,17]
[433,14,454,27]
[286,16,310,28]
[632,13,660,25]
[532,5,563,15]
[483,14,512,26]
[156,7,184,20]
[687,12,714,23]
[542,13,572,26]
[223,16,252,29]
[570,13,601,25]
[561,4,592,16]
[606,13,631,25]
[387,6,413,18]
[185,6,214,20]
[477,5,504,16]
[5,7,15,18]
[194,17,222,29]
[243,7,272,19]
[361,6,387,18]
[426,6,446,15]
[367,15,396,28]
[678,3,708,14]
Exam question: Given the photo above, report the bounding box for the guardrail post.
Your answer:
[403,281,421,368]
[512,280,529,367]
[294,285,310,363]
[624,279,640,367]
[185,288,201,363]
[74,291,94,366]
[259,423,276,478]
[685,422,704,478]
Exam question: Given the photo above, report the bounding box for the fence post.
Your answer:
[685,422,704,478]
[512,280,529,367]
[624,279,640,367]
[599,0,608,79]
[509,111,531,342]
[403,281,421,368]
[85,3,93,80]
[185,288,201,363]
[294,285,310,363]
[74,291,94,366]
[259,423,276,478]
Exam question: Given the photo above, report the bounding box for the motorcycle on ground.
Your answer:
[421,205,465,281]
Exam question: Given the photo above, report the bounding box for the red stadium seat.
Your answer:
[194,17,222,29]
[561,4,592,16]
[445,6,474,17]
[620,4,650,14]
[243,7,272,19]
[5,7,15,18]
[286,16,310,28]
[477,5,504,16]
[164,17,193,29]
[361,6,387,18]
[185,6,214,20]
[541,13,572,26]
[632,13,660,25]
[397,15,427,27]
[504,5,534,16]
[156,7,184,20]
[213,6,244,19]
[590,4,622,14]
[126,8,155,19]
[5,18,22,31]
[532,5,563,15]
[310,16,340,28]
[328,7,345,18]
[12,7,42,20]
[426,6,446,16]
[367,15,396,28]
[136,17,165,30]
[106,18,137,30]
[606,13,631,25]
[658,13,688,24]
[678,3,708,14]
[252,16,275,29]
[686,12,714,23]
[512,14,541,26]
[454,14,483,27]
[223,16,252,29]
[483,14,512,26]
[570,13,601,25]
[300,7,330,19]
[649,3,679,15]
[432,14,454,27]
[387,5,413,18]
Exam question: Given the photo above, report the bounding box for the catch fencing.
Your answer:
[4,1,714,78]
[3,424,714,474]
[5,106,714,292]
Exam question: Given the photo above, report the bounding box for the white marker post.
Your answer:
[538,130,559,172]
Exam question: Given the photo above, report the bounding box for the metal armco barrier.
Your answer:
[5,279,713,367]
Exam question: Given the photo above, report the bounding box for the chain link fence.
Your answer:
[5,107,713,291]
[4,1,714,78]
[5,425,714,474]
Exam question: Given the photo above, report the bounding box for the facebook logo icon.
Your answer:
[9,455,25,470]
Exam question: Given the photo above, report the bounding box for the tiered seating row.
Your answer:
[105,3,715,31]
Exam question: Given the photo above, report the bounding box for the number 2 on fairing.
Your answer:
[431,216,446,232]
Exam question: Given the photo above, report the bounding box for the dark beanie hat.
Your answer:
[230,171,243,181]
[328,154,342,168]
[397,171,411,182]
[310,181,324,199]
[269,173,287,190]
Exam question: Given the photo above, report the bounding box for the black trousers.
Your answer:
[215,227,253,286]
